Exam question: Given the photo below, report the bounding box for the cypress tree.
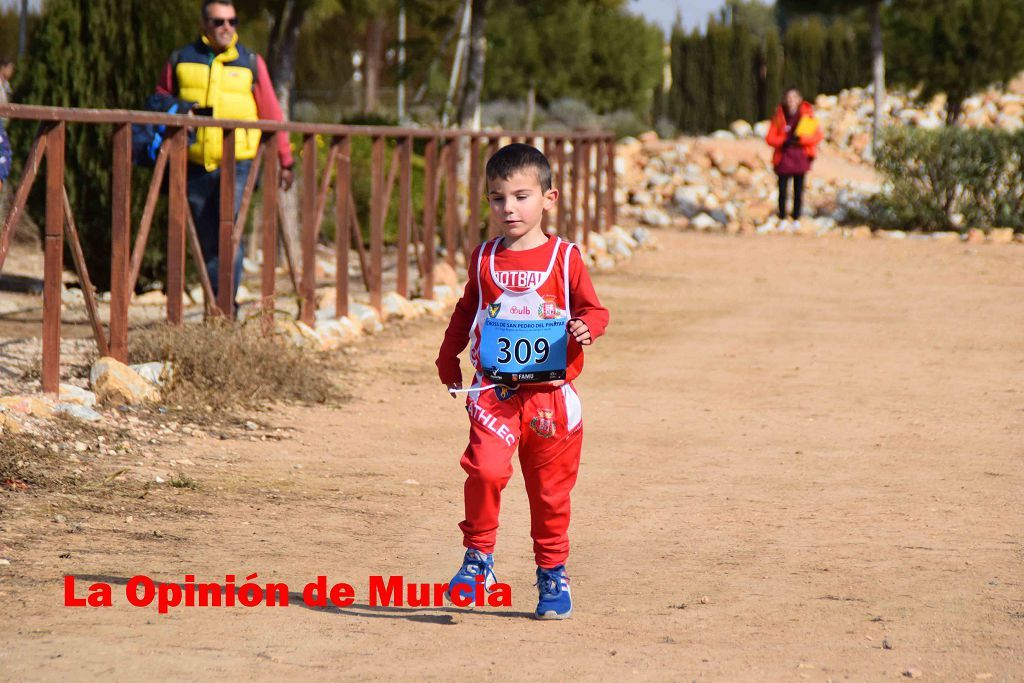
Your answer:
[887,0,1024,122]
[782,17,827,99]
[760,26,784,119]
[13,0,196,290]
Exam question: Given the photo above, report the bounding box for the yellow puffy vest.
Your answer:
[174,34,262,171]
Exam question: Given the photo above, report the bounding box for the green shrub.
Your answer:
[867,127,1024,231]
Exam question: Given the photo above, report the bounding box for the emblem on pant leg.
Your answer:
[529,409,556,438]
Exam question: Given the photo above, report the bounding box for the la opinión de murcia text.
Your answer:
[64,573,512,613]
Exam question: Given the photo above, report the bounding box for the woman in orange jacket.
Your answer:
[765,87,824,221]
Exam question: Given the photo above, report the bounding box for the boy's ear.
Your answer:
[543,187,559,210]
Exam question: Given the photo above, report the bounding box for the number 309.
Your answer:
[496,337,550,365]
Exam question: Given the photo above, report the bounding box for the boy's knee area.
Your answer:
[461,457,513,486]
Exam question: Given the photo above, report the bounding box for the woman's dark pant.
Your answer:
[778,174,805,219]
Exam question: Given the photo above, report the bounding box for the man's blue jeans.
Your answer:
[187,159,252,307]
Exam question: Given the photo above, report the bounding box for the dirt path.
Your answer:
[2,232,1022,680]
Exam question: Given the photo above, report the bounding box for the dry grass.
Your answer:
[0,415,125,492]
[127,320,342,410]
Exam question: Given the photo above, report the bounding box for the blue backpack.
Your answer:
[132,93,196,167]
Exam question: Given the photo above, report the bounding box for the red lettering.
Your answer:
[158,582,182,614]
[303,575,328,607]
[369,575,403,606]
[474,574,486,606]
[64,575,86,607]
[406,583,432,607]
[487,582,512,607]
[329,582,355,607]
[266,582,289,606]
[126,575,155,608]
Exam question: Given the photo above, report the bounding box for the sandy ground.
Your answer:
[1,231,1023,681]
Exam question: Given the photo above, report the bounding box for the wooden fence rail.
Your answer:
[0,103,615,394]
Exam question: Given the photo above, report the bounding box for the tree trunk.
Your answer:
[457,0,488,130]
[869,0,885,158]
[266,0,306,118]
[265,0,307,274]
[946,98,963,125]
[525,81,536,131]
[442,0,472,127]
[397,1,407,122]
[18,0,27,58]
[364,15,385,114]
[413,3,465,106]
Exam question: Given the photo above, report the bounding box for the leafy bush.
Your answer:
[867,127,1024,231]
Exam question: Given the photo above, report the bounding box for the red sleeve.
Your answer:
[765,117,787,149]
[156,61,175,97]
[569,248,609,339]
[252,55,295,168]
[435,247,482,385]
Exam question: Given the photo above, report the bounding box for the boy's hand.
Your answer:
[568,318,592,345]
[446,382,462,398]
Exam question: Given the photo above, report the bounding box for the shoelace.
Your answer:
[462,552,490,577]
[535,569,567,597]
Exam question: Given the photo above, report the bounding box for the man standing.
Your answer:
[156,0,294,311]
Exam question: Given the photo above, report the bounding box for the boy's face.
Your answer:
[487,169,557,241]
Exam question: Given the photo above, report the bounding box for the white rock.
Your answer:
[879,229,907,240]
[641,207,671,227]
[631,227,653,246]
[729,119,753,137]
[753,120,770,138]
[411,298,449,318]
[606,237,633,259]
[130,362,173,387]
[605,225,639,249]
[672,187,703,218]
[235,285,259,303]
[349,302,384,334]
[690,213,718,231]
[593,253,617,271]
[629,190,653,206]
[55,403,103,422]
[90,357,160,406]
[586,232,608,255]
[710,129,736,140]
[381,292,420,321]
[314,318,360,349]
[62,287,85,307]
[59,383,97,407]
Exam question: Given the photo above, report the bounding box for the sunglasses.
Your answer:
[207,17,239,27]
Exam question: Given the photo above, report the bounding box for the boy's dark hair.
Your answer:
[202,0,235,18]
[783,85,801,97]
[486,143,552,192]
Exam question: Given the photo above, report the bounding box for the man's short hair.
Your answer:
[202,0,235,19]
[485,143,552,192]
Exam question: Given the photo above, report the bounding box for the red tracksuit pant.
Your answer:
[459,382,583,568]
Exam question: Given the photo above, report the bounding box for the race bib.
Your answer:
[479,317,567,383]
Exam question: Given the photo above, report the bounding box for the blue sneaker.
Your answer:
[445,549,497,606]
[535,565,572,619]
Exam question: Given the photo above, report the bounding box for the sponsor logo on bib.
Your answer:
[539,295,561,320]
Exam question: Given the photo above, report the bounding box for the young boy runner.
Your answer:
[435,143,609,619]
